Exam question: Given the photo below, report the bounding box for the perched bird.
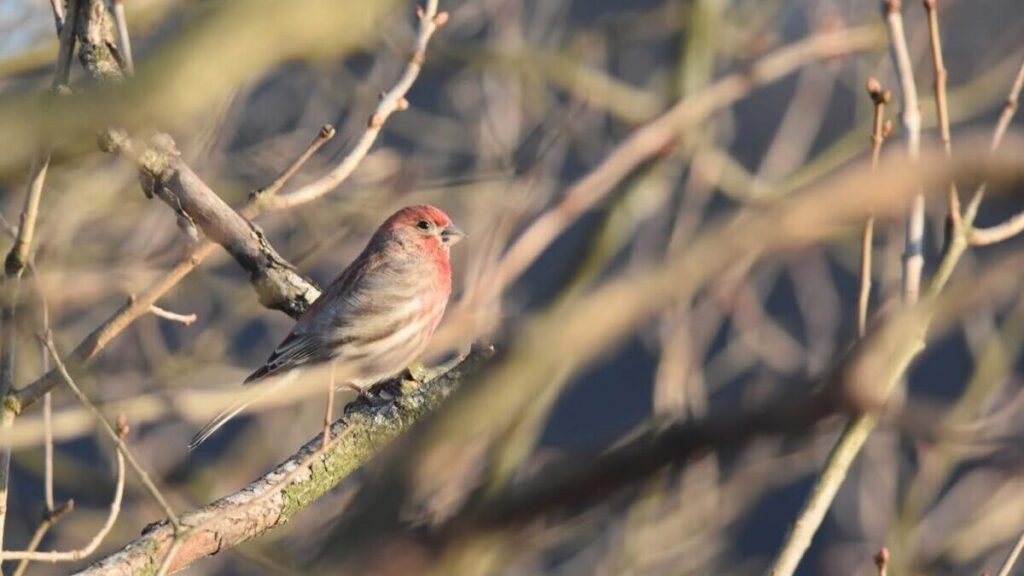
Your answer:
[189,205,464,450]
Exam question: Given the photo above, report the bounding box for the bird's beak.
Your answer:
[441,223,466,245]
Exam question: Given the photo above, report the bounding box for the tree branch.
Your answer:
[73,348,491,575]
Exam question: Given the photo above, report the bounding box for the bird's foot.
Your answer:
[344,382,398,413]
[404,362,430,385]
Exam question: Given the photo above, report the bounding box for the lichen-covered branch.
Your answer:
[73,348,491,576]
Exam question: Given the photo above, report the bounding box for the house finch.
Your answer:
[189,205,464,449]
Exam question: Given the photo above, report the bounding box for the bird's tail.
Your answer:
[188,371,296,451]
[188,399,253,451]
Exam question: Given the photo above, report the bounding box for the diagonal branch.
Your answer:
[72,349,490,575]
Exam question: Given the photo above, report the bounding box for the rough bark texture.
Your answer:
[137,136,321,318]
[73,348,491,575]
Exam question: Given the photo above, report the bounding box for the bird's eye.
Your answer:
[416,220,431,231]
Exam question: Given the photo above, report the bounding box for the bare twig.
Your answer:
[989,58,1024,152]
[149,305,198,326]
[875,547,890,576]
[766,7,922,575]
[0,439,125,562]
[885,0,925,305]
[154,537,183,576]
[42,335,181,530]
[112,0,134,75]
[924,0,960,227]
[0,68,59,563]
[971,211,1024,246]
[10,268,67,576]
[996,529,1024,576]
[8,241,218,415]
[487,25,885,305]
[263,1,449,210]
[10,501,74,576]
[967,57,1024,245]
[48,0,66,32]
[437,371,848,537]
[860,78,891,337]
[251,124,336,201]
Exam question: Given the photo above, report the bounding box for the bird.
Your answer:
[189,205,464,450]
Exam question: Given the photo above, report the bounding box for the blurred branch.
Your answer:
[319,140,1024,566]
[0,4,75,549]
[43,336,181,531]
[924,0,960,229]
[886,0,924,305]
[487,24,885,303]
[438,366,850,538]
[996,528,1024,576]
[968,57,1024,246]
[860,79,891,337]
[112,0,134,75]
[149,305,197,326]
[768,6,925,573]
[0,436,125,562]
[11,501,74,576]
[767,77,894,575]
[73,349,490,575]
[251,124,336,199]
[0,0,402,174]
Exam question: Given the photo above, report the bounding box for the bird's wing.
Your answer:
[243,247,388,385]
[243,330,331,384]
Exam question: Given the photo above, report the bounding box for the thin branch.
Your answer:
[487,25,885,305]
[263,1,448,210]
[42,335,181,530]
[875,547,890,576]
[0,438,125,562]
[924,0,960,228]
[48,0,66,32]
[10,501,74,576]
[771,75,890,572]
[8,241,217,415]
[154,537,182,576]
[766,6,922,574]
[968,57,1024,245]
[111,0,134,75]
[886,0,925,305]
[860,78,891,337]
[996,528,1024,576]
[149,305,198,326]
[156,424,357,575]
[0,54,60,560]
[52,0,81,89]
[250,124,336,201]
[970,212,1024,246]
[990,57,1024,159]
[437,373,848,538]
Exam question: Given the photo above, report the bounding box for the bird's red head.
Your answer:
[377,205,465,262]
